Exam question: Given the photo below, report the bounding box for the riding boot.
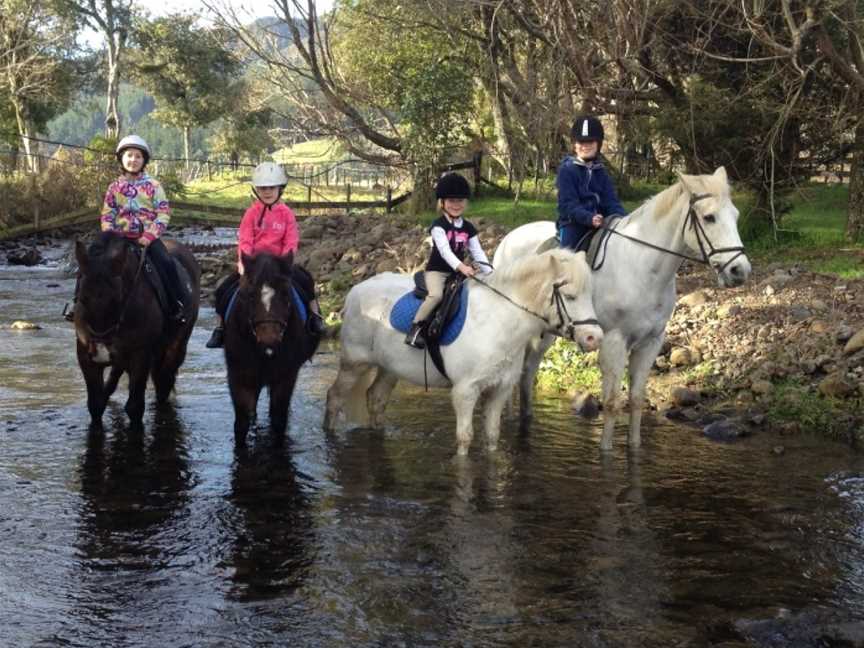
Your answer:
[405,321,426,349]
[205,327,224,348]
[306,312,326,336]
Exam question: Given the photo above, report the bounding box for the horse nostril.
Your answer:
[730,265,742,276]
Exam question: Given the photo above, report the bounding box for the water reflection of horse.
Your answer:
[73,233,200,427]
[324,249,603,456]
[223,252,319,442]
[226,436,313,601]
[77,405,191,566]
[494,168,752,450]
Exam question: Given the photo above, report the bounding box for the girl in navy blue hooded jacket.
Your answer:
[557,115,627,250]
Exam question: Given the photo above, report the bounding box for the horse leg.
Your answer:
[269,368,300,436]
[324,361,369,431]
[518,334,553,429]
[77,342,106,425]
[366,369,398,429]
[451,381,481,456]
[483,382,512,452]
[229,370,258,444]
[124,353,151,426]
[627,335,664,448]
[104,366,123,400]
[598,333,628,451]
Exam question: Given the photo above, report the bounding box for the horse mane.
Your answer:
[488,248,590,312]
[244,253,292,288]
[638,172,731,221]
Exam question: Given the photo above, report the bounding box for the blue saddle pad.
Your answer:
[388,285,469,346]
[225,285,307,324]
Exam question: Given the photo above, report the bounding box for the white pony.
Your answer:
[494,167,752,450]
[324,249,603,456]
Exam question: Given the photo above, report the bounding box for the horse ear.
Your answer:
[676,171,696,195]
[75,240,88,273]
[241,252,255,276]
[712,166,728,184]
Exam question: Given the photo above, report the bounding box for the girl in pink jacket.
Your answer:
[206,162,325,348]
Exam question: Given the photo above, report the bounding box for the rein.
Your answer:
[599,193,745,272]
[469,268,599,335]
[85,247,147,342]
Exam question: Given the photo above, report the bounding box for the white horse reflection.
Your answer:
[494,167,752,450]
[324,249,603,456]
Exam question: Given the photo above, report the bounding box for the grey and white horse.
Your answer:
[493,167,752,450]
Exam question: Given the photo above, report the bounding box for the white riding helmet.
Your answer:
[116,135,151,162]
[252,161,288,187]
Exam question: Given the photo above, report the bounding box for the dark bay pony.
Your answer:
[224,251,319,442]
[74,232,200,426]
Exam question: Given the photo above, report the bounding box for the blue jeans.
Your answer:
[558,223,591,250]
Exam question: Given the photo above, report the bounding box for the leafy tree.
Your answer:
[130,14,241,169]
[59,0,134,138]
[0,0,78,170]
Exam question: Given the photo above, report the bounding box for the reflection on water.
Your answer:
[1,265,864,646]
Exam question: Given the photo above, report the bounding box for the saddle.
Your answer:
[544,215,626,270]
[413,272,466,380]
[139,250,193,322]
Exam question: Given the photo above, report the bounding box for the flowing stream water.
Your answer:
[1,259,863,647]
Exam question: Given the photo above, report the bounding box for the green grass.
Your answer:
[765,379,857,440]
[272,138,347,164]
[181,171,380,208]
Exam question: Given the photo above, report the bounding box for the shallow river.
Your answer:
[1,262,863,647]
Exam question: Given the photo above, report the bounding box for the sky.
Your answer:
[79,0,334,47]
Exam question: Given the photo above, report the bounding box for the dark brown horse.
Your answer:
[225,251,319,442]
[74,232,201,426]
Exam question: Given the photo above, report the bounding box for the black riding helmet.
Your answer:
[435,173,471,200]
[571,116,604,144]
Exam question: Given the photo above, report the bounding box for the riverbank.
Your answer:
[3,212,862,443]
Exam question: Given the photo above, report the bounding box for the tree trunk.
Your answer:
[183,126,191,172]
[11,96,38,173]
[104,41,121,137]
[846,120,864,243]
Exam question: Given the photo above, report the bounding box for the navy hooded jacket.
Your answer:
[556,155,626,243]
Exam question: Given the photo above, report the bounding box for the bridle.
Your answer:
[83,248,147,344]
[470,268,599,339]
[600,193,746,274]
[248,285,292,344]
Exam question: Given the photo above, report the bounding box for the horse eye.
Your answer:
[704,214,716,223]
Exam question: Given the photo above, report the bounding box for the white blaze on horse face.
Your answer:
[261,283,275,313]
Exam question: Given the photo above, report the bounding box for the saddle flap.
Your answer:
[412,271,428,299]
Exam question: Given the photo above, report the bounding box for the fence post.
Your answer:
[207,160,212,181]
[386,187,392,213]
[346,183,352,215]
[306,185,312,215]
[473,151,482,196]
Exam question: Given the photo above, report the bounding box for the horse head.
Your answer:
[677,166,752,288]
[75,233,137,341]
[240,251,297,356]
[544,250,603,351]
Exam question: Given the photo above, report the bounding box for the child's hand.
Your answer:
[592,214,604,228]
[139,237,151,247]
[458,263,476,277]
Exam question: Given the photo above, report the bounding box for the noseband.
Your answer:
[683,193,746,274]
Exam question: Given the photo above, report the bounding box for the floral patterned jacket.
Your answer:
[100,174,170,242]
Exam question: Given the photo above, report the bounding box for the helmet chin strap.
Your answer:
[252,186,285,226]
